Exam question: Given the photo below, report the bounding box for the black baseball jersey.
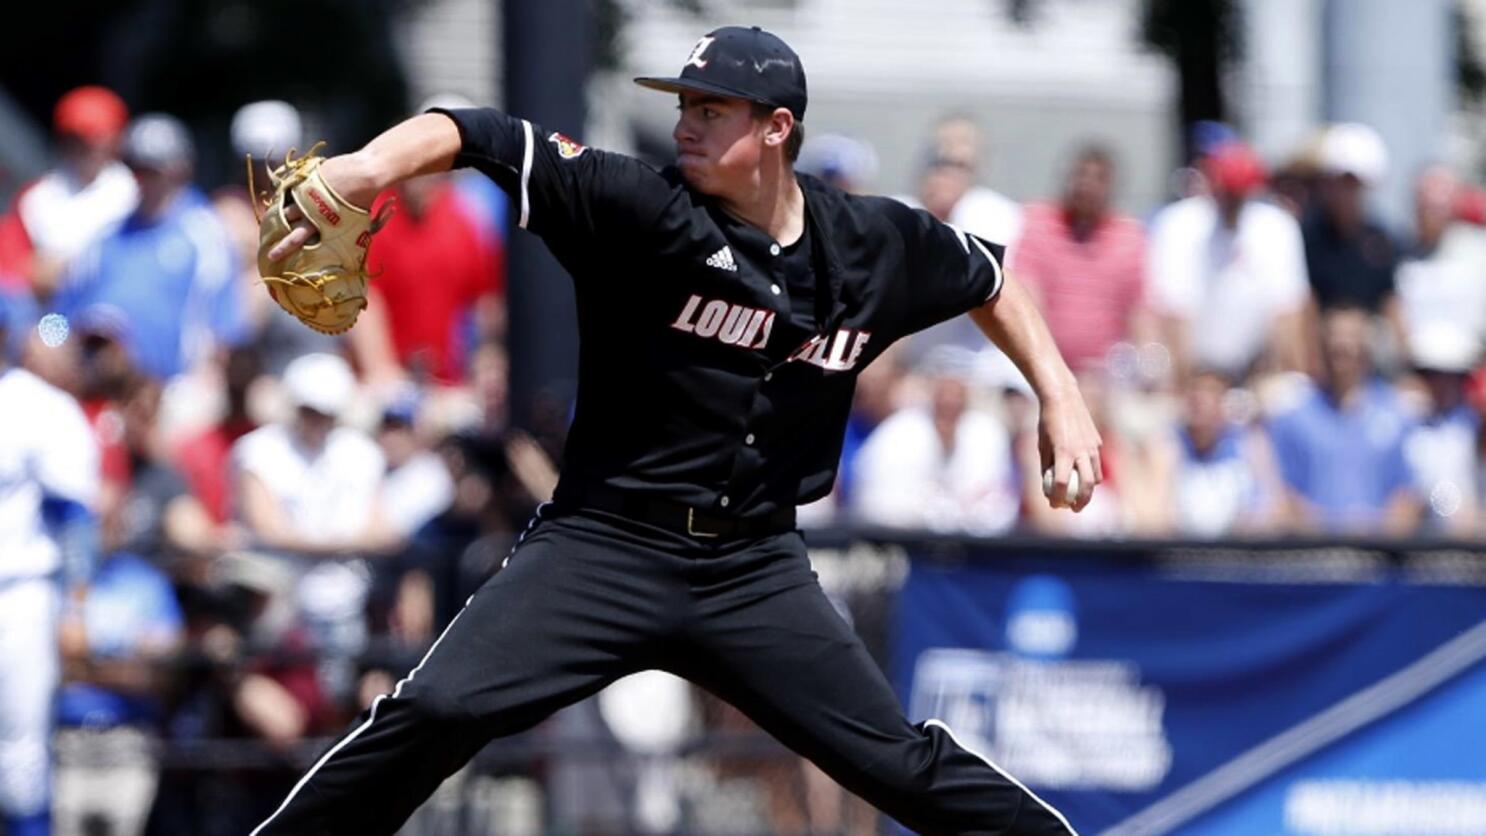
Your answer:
[433,107,1007,518]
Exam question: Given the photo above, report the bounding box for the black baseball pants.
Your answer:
[250,506,1075,835]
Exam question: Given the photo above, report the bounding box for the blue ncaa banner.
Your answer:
[892,546,1486,834]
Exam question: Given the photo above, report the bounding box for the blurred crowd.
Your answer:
[801,114,1486,544]
[4,84,1486,833]
[0,87,543,835]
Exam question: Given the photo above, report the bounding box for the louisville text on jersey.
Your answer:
[671,294,774,348]
[786,328,871,372]
[670,293,872,371]
[548,132,586,159]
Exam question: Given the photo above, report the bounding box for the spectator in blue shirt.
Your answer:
[54,550,183,836]
[53,113,248,381]
[1146,369,1284,537]
[1268,305,1421,535]
[56,553,182,729]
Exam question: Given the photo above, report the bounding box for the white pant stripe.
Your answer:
[250,592,479,834]
[501,500,551,569]
[256,501,556,831]
[924,718,1079,835]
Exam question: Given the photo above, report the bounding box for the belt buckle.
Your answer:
[687,507,720,539]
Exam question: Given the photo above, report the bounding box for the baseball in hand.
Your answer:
[1042,468,1080,503]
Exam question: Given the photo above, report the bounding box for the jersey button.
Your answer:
[769,243,781,256]
[745,433,755,445]
[720,496,731,508]
[771,284,781,295]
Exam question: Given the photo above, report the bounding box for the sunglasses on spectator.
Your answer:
[923,154,975,172]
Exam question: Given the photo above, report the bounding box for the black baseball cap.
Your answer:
[635,26,807,121]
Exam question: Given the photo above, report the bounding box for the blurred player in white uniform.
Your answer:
[0,307,99,836]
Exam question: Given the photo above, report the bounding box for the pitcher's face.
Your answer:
[673,92,767,196]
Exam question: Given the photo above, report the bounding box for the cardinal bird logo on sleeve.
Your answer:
[548,132,586,159]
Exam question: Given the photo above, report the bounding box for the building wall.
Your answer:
[396,0,502,111]
[616,0,1177,213]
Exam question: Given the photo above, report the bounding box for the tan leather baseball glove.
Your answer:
[253,143,393,334]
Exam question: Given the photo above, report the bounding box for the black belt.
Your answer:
[564,486,796,540]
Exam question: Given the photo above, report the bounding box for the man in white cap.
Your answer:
[1402,323,1481,535]
[232,353,395,699]
[1302,123,1400,324]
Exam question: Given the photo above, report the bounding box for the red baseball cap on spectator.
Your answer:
[1455,185,1486,226]
[53,85,128,143]
[1202,141,1267,197]
[1466,365,1486,415]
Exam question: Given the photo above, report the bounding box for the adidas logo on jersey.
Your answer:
[706,246,737,272]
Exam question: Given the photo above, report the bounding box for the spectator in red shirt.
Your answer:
[72,308,137,517]
[1010,143,1151,374]
[174,346,261,525]
[365,173,504,385]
